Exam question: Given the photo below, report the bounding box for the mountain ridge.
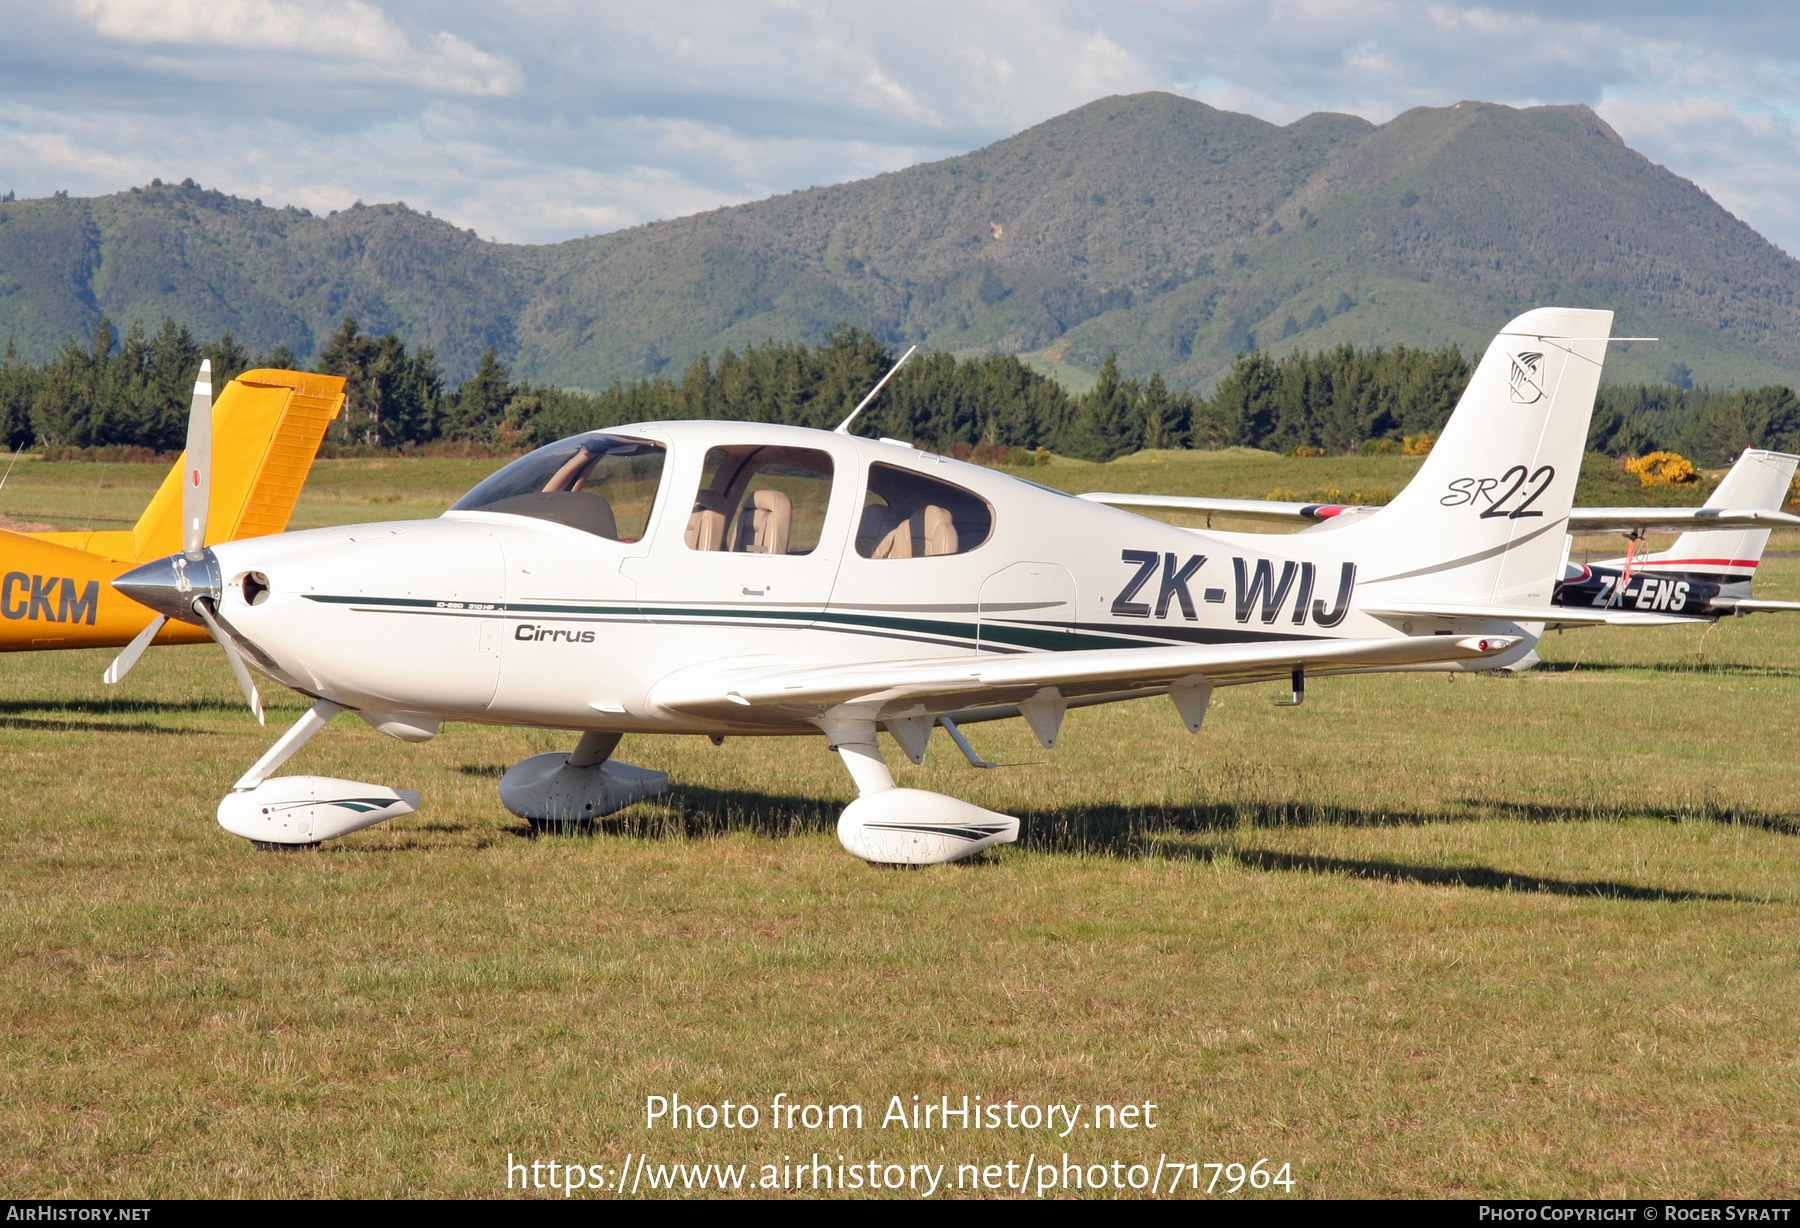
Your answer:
[3,92,1799,391]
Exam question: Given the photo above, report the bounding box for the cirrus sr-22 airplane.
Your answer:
[109,308,1680,865]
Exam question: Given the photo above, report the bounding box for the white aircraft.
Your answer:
[110,307,1674,864]
[1555,449,1800,618]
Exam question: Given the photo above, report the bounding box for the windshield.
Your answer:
[449,432,665,540]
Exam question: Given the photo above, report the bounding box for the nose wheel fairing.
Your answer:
[219,777,419,847]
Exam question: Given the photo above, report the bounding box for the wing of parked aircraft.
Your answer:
[1074,492,1362,524]
[1567,507,1800,534]
[648,632,1517,726]
[1078,491,1800,534]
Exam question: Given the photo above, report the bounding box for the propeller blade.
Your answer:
[194,596,264,725]
[103,614,167,685]
[182,359,212,559]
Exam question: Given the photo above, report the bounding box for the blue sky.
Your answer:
[5,1,1800,255]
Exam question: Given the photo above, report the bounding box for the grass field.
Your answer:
[5,452,1800,1198]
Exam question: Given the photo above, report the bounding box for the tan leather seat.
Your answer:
[917,504,958,556]
[685,491,729,551]
[735,488,792,554]
[859,504,906,558]
[863,503,957,558]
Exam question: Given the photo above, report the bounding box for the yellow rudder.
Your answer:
[129,369,346,561]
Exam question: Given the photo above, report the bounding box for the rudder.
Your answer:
[130,370,345,560]
[1647,448,1799,599]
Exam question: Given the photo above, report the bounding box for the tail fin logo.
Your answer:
[1508,352,1545,404]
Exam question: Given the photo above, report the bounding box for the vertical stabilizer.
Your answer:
[1644,448,1799,598]
[1350,307,1612,608]
[130,370,345,561]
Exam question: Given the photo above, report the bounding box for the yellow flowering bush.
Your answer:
[1624,451,1698,486]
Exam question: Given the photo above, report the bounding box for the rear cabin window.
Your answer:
[449,433,665,540]
[686,446,835,555]
[856,463,993,559]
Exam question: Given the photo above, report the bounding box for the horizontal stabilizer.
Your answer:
[1364,602,1698,627]
[1569,507,1800,535]
[1713,598,1800,615]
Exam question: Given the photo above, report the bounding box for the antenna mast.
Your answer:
[834,345,917,435]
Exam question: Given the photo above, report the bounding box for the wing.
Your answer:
[647,633,1521,725]
[1076,492,1366,524]
[1083,493,1800,536]
[1568,507,1800,535]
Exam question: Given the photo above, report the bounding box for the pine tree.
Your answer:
[444,348,512,440]
[0,339,34,449]
[1059,354,1142,460]
[255,343,300,370]
[202,331,251,387]
[1140,372,1184,450]
[316,317,379,444]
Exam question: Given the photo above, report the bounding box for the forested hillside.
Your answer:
[6,317,1793,469]
[4,94,1800,391]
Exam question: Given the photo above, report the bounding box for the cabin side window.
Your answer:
[686,446,835,555]
[856,463,994,559]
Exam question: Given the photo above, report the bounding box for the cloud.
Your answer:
[1597,92,1800,256]
[4,1,1800,256]
[68,0,520,95]
[0,97,940,244]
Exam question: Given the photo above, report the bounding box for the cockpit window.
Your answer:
[686,446,834,555]
[856,463,993,559]
[449,433,665,540]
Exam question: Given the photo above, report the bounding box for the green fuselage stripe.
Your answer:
[296,593,1289,652]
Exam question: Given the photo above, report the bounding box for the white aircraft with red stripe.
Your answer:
[1555,448,1800,617]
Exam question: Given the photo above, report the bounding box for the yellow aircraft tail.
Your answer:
[31,370,346,562]
[133,368,346,559]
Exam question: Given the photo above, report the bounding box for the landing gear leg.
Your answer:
[569,730,621,770]
[234,699,341,789]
